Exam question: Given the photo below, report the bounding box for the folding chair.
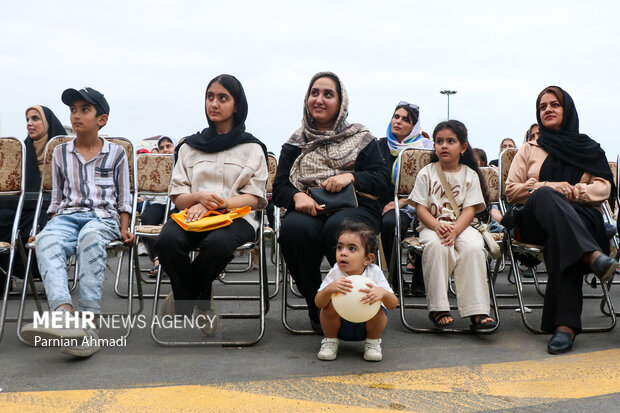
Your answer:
[497,148,615,333]
[0,137,29,343]
[480,166,508,282]
[599,158,620,316]
[495,148,552,297]
[216,153,281,299]
[266,153,280,254]
[265,153,282,295]
[149,205,268,346]
[498,148,600,294]
[602,160,619,256]
[614,158,619,259]
[393,148,500,333]
[16,136,143,344]
[92,137,144,330]
[281,261,315,335]
[115,152,174,299]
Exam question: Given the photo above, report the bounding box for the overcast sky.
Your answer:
[1,1,619,159]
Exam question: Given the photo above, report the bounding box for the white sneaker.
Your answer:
[364,338,382,361]
[61,326,101,357]
[137,242,148,256]
[317,338,339,361]
[21,307,88,345]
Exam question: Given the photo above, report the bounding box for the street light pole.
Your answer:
[439,90,457,120]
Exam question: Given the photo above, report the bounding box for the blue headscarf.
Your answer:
[386,117,432,183]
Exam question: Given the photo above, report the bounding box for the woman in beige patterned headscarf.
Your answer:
[272,72,388,331]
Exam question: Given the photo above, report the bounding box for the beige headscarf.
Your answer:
[287,72,374,191]
[25,105,49,175]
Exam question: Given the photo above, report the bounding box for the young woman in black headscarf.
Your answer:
[0,106,66,279]
[506,86,617,355]
[156,75,268,332]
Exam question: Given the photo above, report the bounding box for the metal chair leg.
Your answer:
[508,237,616,334]
[151,213,268,346]
[281,261,316,335]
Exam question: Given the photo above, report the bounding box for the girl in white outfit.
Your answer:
[408,120,496,331]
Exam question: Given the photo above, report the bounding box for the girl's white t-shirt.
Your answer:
[408,163,486,227]
[318,263,393,294]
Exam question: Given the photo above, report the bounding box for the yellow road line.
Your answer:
[3,348,620,412]
[317,347,620,399]
[0,386,389,413]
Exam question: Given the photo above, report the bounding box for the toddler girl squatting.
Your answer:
[314,221,398,361]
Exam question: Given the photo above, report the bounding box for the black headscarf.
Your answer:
[177,74,268,164]
[24,106,66,193]
[536,86,616,199]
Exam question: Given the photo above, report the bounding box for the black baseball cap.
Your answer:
[61,87,110,115]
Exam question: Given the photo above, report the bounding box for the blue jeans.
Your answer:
[35,212,120,313]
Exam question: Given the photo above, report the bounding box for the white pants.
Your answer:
[419,226,489,318]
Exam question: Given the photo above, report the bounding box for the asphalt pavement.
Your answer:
[1,246,620,412]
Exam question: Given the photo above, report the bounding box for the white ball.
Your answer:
[331,275,382,323]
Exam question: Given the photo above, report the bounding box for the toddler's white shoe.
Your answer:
[363,338,382,361]
[317,338,339,361]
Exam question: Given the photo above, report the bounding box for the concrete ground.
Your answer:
[1,246,620,412]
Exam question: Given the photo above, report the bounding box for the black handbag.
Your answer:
[307,183,358,214]
[500,204,524,231]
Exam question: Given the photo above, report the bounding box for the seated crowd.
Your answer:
[2,75,618,361]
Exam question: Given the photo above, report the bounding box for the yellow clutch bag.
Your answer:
[170,206,252,232]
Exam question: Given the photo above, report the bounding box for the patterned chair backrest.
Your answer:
[266,154,277,195]
[41,136,73,191]
[498,148,518,199]
[395,148,434,197]
[0,137,25,193]
[137,153,174,194]
[480,167,499,203]
[42,136,136,193]
[616,156,620,206]
[608,160,618,211]
[609,161,617,187]
[106,137,135,193]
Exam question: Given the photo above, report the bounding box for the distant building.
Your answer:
[136,135,162,151]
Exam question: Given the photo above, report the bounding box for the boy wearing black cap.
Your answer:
[21,87,135,357]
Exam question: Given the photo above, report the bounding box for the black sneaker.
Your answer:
[394,281,412,296]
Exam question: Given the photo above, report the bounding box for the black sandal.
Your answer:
[405,253,416,273]
[429,311,454,328]
[470,314,497,331]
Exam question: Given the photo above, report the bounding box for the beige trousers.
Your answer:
[419,225,490,318]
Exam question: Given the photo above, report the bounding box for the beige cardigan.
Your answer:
[506,141,610,206]
[169,142,268,231]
